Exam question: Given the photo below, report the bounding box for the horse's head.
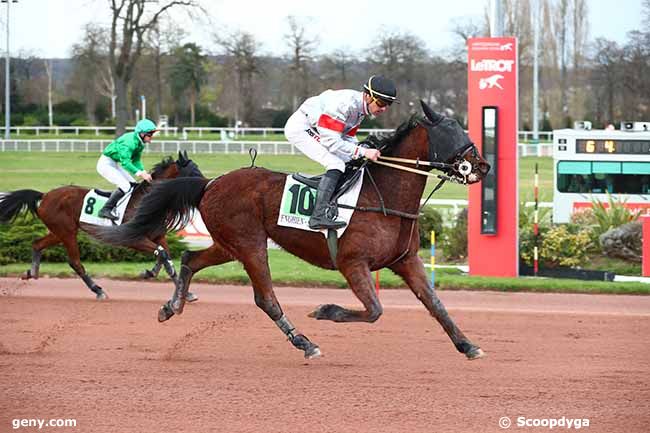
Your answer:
[418,100,490,184]
[175,150,204,178]
[151,151,203,180]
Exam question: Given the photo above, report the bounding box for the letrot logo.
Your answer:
[470,59,515,72]
[479,74,504,90]
[500,42,513,51]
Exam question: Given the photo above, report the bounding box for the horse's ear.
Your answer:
[178,150,184,162]
[183,150,189,161]
[420,100,443,125]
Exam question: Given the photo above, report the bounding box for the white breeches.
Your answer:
[284,111,346,173]
[96,155,135,192]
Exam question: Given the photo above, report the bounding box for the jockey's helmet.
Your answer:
[363,75,398,106]
[135,118,157,135]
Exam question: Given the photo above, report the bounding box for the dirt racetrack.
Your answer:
[1,277,649,433]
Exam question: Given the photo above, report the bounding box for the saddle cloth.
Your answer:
[277,169,364,238]
[78,187,134,226]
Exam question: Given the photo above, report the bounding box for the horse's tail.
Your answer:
[93,177,210,246]
[0,189,43,224]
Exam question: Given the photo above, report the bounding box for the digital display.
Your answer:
[481,107,497,235]
[576,139,650,155]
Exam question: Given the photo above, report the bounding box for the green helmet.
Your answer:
[135,118,157,134]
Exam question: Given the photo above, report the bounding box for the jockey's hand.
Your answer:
[138,171,153,183]
[363,148,381,161]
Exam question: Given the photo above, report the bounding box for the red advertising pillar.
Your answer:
[467,37,519,277]
[641,215,650,277]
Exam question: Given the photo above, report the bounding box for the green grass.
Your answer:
[0,249,647,294]
[0,151,552,202]
[3,151,642,293]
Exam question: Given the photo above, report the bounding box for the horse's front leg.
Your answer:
[309,261,383,322]
[389,254,484,360]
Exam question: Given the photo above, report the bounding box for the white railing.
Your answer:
[0,126,179,136]
[0,139,555,156]
[0,125,553,142]
[0,139,296,154]
[518,142,553,157]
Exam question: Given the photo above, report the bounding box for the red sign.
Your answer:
[467,37,519,277]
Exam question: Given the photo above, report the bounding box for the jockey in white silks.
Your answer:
[284,75,398,229]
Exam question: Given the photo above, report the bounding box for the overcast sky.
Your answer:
[3,0,645,58]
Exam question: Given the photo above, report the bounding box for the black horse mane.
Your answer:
[131,156,175,194]
[364,115,421,155]
[151,156,176,177]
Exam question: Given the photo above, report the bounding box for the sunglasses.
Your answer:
[142,132,155,138]
[372,97,392,108]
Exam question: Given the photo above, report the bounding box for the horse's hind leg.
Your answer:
[61,237,108,300]
[22,232,60,280]
[309,261,383,323]
[389,254,484,360]
[241,248,321,359]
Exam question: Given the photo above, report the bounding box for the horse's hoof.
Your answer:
[158,302,175,322]
[466,347,486,360]
[304,345,322,359]
[185,292,199,303]
[95,290,108,301]
[307,304,329,319]
[140,269,155,279]
[21,270,32,281]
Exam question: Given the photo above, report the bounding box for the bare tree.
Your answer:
[590,38,622,124]
[215,30,262,125]
[108,0,197,135]
[71,23,109,123]
[365,29,429,125]
[284,16,318,110]
[147,18,186,120]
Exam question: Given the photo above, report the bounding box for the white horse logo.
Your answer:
[500,43,513,51]
[479,74,504,90]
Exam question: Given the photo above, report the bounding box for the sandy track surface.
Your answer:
[1,277,649,433]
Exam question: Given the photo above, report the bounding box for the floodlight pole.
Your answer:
[532,0,540,146]
[491,0,503,36]
[3,0,13,139]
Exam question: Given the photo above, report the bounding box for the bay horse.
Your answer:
[95,101,490,360]
[0,151,203,300]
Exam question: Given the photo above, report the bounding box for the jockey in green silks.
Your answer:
[95,118,157,221]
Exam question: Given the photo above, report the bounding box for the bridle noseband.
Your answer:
[372,122,481,186]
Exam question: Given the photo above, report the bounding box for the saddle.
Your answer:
[93,182,139,198]
[292,162,365,202]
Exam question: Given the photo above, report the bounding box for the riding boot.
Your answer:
[98,188,126,221]
[308,169,347,230]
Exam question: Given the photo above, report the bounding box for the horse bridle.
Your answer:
[373,142,478,185]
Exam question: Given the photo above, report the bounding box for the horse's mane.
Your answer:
[131,156,175,194]
[367,115,421,154]
[151,156,175,177]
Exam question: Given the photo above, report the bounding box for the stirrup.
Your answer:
[308,217,346,230]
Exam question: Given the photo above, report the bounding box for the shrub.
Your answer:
[441,208,467,261]
[538,225,592,268]
[71,118,90,127]
[418,207,444,248]
[0,213,187,265]
[591,193,640,239]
